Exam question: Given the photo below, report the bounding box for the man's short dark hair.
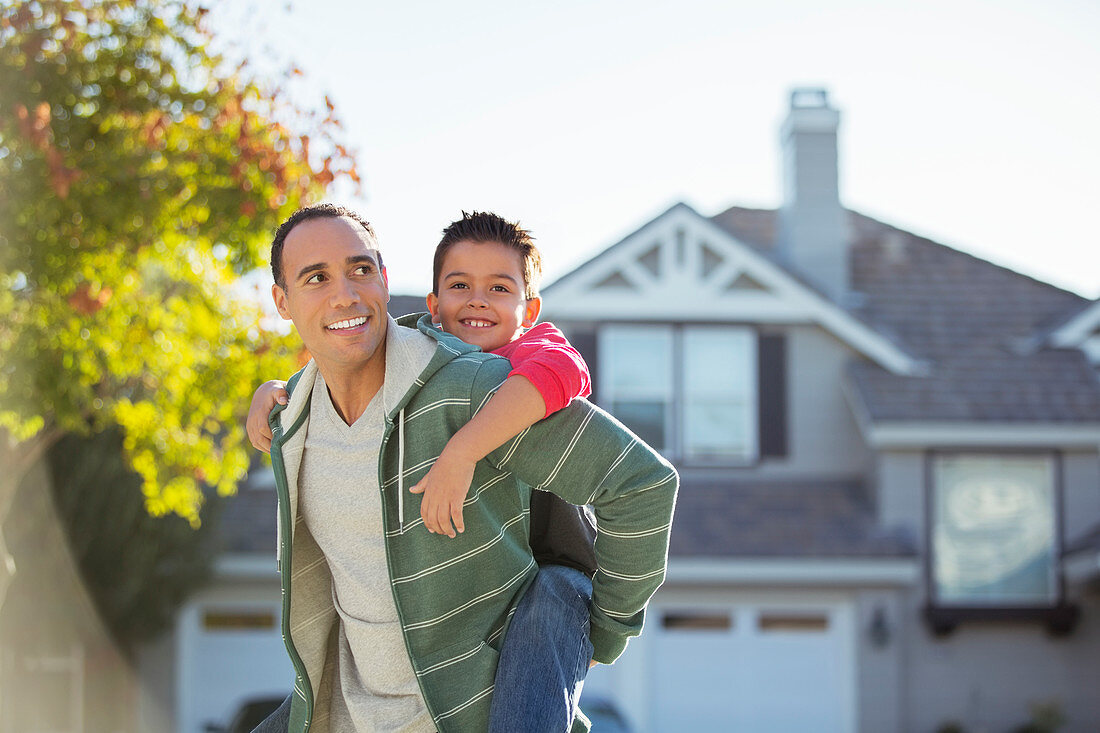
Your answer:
[433,211,542,299]
[271,203,380,288]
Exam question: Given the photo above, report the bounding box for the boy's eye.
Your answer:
[448,282,468,290]
[490,284,510,293]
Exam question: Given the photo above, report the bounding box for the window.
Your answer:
[601,326,673,451]
[600,324,758,462]
[662,611,733,631]
[930,453,1059,607]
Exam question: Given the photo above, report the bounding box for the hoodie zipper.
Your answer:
[380,409,445,731]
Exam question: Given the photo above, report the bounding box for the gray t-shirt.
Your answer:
[298,320,437,732]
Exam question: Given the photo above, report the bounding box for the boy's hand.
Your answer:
[246,380,288,454]
[409,447,476,538]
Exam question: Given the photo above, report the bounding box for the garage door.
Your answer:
[650,596,856,732]
[177,593,290,733]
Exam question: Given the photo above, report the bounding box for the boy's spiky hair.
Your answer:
[270,203,380,288]
[433,211,542,299]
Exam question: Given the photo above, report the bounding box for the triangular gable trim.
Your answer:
[1048,299,1100,348]
[544,202,924,376]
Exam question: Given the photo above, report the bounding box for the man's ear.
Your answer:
[522,296,542,328]
[272,283,292,320]
[381,264,390,303]
[425,292,441,324]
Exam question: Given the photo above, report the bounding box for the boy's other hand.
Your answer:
[409,448,475,538]
[247,380,288,454]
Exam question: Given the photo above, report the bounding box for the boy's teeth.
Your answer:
[328,316,367,330]
[464,320,493,328]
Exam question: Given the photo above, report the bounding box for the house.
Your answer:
[145,90,1100,732]
[544,89,1100,732]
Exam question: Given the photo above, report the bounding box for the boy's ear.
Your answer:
[272,283,292,320]
[522,296,542,328]
[425,292,441,324]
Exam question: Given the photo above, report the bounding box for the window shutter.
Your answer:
[568,328,599,405]
[757,333,787,458]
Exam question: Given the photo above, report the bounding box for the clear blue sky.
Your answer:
[216,0,1100,301]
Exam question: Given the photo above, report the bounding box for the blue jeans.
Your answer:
[253,566,594,733]
[489,565,595,733]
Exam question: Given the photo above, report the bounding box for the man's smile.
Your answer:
[326,315,368,331]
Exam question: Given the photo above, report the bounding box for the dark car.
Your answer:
[581,694,633,733]
[204,695,286,733]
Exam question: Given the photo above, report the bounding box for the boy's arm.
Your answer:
[246,380,288,454]
[472,360,678,665]
[410,374,545,536]
[411,323,591,537]
[498,322,591,417]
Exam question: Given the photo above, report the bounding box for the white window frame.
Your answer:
[599,323,759,464]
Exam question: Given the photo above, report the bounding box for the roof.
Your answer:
[711,206,1100,423]
[669,477,915,558]
[215,470,278,555]
[542,202,924,376]
[388,294,427,319]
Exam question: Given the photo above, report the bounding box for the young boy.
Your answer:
[247,211,598,731]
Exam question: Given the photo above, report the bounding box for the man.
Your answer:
[261,204,677,732]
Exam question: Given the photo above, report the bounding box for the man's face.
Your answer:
[426,239,540,352]
[272,215,390,377]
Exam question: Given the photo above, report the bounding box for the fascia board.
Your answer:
[665,558,919,586]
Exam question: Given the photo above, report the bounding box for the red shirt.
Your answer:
[491,322,592,418]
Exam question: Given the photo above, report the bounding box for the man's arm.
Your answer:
[472,362,679,664]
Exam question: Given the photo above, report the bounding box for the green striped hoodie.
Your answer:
[269,314,678,733]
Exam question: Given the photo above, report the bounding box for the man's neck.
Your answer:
[318,344,387,426]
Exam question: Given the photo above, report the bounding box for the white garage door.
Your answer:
[650,595,856,732]
[177,591,291,733]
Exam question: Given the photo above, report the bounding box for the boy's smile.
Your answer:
[426,239,541,352]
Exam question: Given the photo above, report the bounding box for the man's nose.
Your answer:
[329,276,360,307]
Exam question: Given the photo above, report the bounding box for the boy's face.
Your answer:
[426,239,541,352]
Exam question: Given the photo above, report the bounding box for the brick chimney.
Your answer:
[777,88,850,303]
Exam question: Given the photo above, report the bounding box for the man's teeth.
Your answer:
[463,319,493,328]
[327,316,367,330]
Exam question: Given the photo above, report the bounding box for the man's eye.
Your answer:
[355,265,374,275]
[306,273,326,284]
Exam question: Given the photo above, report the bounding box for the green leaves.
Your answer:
[0,0,359,522]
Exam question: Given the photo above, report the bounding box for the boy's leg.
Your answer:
[489,565,594,733]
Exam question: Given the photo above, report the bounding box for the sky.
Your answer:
[215,0,1099,302]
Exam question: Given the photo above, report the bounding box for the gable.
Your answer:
[543,203,923,376]
[1048,299,1100,367]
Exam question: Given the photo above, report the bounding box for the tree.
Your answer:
[41,427,220,654]
[0,0,359,603]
